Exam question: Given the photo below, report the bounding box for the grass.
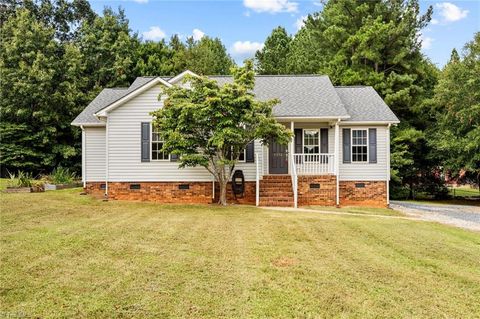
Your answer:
[304,205,405,216]
[1,189,480,318]
[449,185,480,198]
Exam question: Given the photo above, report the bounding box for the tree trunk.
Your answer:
[218,178,228,206]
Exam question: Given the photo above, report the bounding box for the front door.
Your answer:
[269,139,288,174]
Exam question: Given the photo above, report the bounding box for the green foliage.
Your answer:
[184,36,235,75]
[0,9,84,174]
[49,167,77,184]
[152,60,291,205]
[77,7,139,91]
[429,33,480,177]
[255,26,292,74]
[7,171,33,188]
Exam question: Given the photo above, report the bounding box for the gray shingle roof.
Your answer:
[72,74,399,125]
[335,86,400,122]
[71,88,127,125]
[210,75,349,118]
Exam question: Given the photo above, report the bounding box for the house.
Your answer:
[72,70,399,208]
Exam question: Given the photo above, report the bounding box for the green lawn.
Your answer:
[1,190,479,318]
[449,185,480,197]
[304,205,405,216]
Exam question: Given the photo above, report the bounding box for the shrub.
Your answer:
[49,167,77,185]
[7,171,33,188]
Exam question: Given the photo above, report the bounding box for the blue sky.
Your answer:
[88,0,480,67]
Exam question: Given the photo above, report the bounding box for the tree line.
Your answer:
[1,0,478,196]
[0,0,234,175]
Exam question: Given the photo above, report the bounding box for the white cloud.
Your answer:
[243,0,298,13]
[231,41,264,57]
[192,28,205,41]
[419,34,433,50]
[436,2,468,22]
[430,18,439,25]
[142,26,166,41]
[133,0,148,3]
[295,15,307,30]
[312,0,323,6]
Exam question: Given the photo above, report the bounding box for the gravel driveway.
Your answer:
[391,201,480,232]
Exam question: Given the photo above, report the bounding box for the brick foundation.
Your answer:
[85,179,387,207]
[214,181,256,205]
[339,181,387,207]
[297,175,336,206]
[85,181,256,204]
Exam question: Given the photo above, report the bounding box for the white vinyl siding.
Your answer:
[106,84,261,182]
[339,125,388,181]
[84,127,106,182]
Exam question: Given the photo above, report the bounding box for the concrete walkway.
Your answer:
[390,201,480,232]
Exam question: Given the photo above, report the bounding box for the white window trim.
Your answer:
[150,123,170,162]
[351,129,368,163]
[230,147,246,162]
[302,129,321,163]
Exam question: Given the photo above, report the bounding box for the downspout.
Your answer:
[335,119,341,207]
[387,123,391,206]
[81,125,86,188]
[105,116,109,199]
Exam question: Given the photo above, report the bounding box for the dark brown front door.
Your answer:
[269,139,288,174]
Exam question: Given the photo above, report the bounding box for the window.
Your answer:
[352,129,368,162]
[238,149,246,162]
[229,147,246,162]
[303,129,319,161]
[151,127,169,161]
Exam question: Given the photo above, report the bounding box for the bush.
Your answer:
[49,167,77,184]
[7,171,33,188]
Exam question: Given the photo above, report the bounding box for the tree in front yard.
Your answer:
[151,60,291,205]
[429,32,480,189]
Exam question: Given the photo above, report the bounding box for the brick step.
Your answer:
[260,182,292,187]
[259,201,294,207]
[260,192,293,197]
[262,175,291,180]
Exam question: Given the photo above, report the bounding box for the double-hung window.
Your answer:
[352,129,368,162]
[151,127,169,161]
[303,129,319,162]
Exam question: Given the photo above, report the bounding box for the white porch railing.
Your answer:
[290,153,298,208]
[293,153,335,175]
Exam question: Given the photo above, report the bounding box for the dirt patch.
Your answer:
[272,256,297,267]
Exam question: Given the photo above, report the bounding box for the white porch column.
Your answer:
[290,121,294,174]
[334,120,340,206]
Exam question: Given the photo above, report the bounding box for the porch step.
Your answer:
[259,175,294,207]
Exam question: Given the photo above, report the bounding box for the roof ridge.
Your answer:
[208,74,329,78]
[335,85,371,88]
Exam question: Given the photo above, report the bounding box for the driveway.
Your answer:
[391,201,480,232]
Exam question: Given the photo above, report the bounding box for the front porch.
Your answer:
[255,120,341,208]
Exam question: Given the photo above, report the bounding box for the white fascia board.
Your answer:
[71,122,106,127]
[275,115,350,122]
[94,77,172,117]
[339,120,400,125]
[168,70,200,84]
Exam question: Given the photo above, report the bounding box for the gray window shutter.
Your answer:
[246,141,254,163]
[294,129,302,153]
[320,128,328,153]
[141,122,150,162]
[294,129,303,164]
[369,128,377,163]
[170,153,179,162]
[343,128,351,163]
